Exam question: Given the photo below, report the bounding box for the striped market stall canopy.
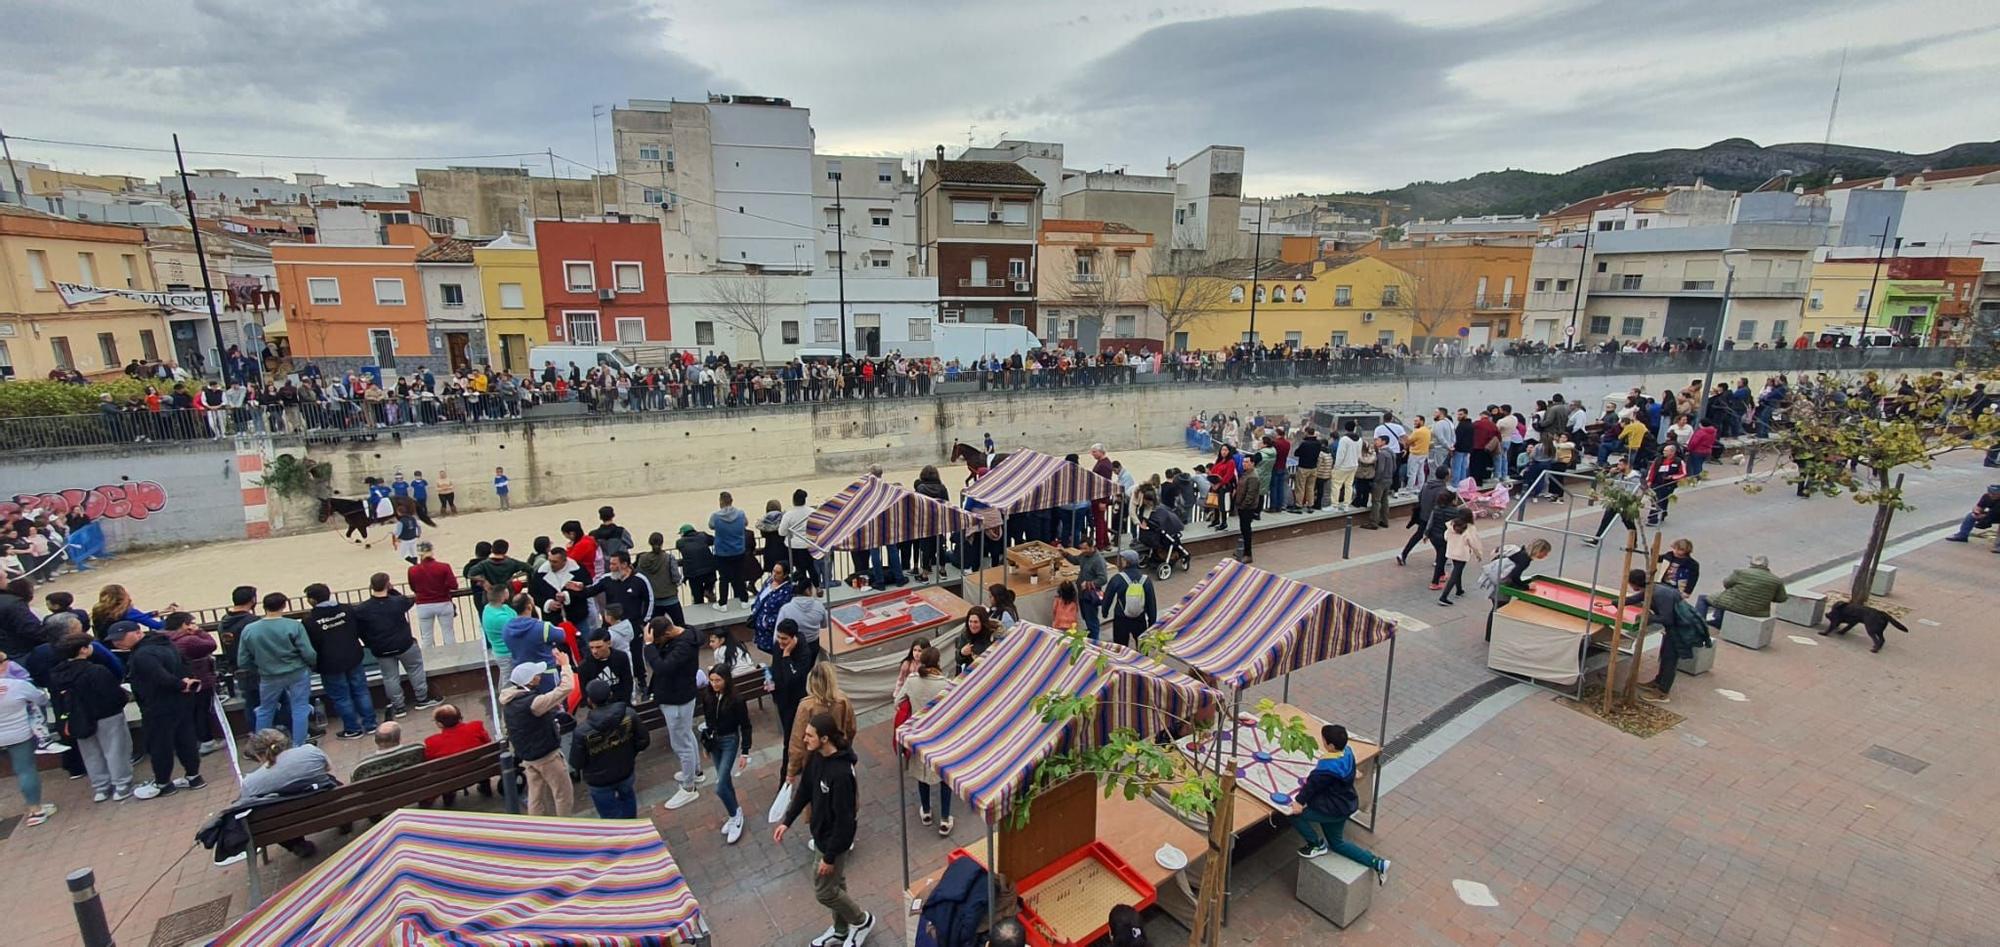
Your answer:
[804,475,979,555]
[211,810,706,946]
[1158,558,1396,691]
[896,622,1221,817]
[961,449,1118,514]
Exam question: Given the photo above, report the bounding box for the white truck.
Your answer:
[924,323,1043,366]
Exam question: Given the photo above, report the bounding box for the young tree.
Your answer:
[1780,370,2000,605]
[1380,244,1481,350]
[1147,232,1234,350]
[1051,252,1136,348]
[706,274,778,364]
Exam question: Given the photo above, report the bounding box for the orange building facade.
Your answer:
[1362,241,1533,348]
[273,223,437,373]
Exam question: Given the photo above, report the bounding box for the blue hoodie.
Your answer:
[710,506,749,557]
[1294,745,1359,819]
[502,615,559,668]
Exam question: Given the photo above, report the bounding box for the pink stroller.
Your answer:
[1457,477,1511,518]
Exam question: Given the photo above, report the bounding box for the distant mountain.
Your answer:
[1334,138,2000,222]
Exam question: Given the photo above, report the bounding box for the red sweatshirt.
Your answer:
[407,558,459,604]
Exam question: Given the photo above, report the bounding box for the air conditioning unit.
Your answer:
[989,211,1003,223]
[940,309,963,323]
[598,289,617,302]
[1014,281,1032,293]
[1362,311,1375,323]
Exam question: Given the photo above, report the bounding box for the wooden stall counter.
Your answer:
[906,792,1203,902]
[1161,702,1380,837]
[825,585,972,658]
[965,564,1061,626]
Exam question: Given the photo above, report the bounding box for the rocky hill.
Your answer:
[1338,138,2000,221]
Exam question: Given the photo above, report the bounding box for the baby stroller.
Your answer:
[1456,477,1511,519]
[1138,504,1194,580]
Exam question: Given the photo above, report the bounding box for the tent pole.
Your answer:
[1219,688,1241,927]
[985,816,997,934]
[1282,671,1290,704]
[1360,631,1396,834]
[898,745,911,903]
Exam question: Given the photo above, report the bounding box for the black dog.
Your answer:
[1823,600,1910,653]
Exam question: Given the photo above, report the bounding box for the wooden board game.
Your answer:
[1163,703,1380,829]
[826,585,970,653]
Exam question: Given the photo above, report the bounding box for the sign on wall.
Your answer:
[55,282,226,315]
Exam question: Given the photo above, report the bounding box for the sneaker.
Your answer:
[25,804,55,827]
[197,740,224,756]
[665,787,699,810]
[694,770,709,786]
[132,781,175,800]
[847,912,876,947]
[181,774,207,791]
[1395,555,1407,567]
[36,741,70,755]
[1945,535,1969,543]
[92,790,109,804]
[919,807,933,826]
[111,787,131,802]
[414,696,442,709]
[1639,691,1671,704]
[938,817,953,837]
[337,729,367,740]
[1428,580,1444,590]
[724,813,744,845]
[810,925,844,947]
[1297,843,1329,858]
[1377,858,1391,886]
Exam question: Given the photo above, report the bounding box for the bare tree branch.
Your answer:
[1148,227,1235,348]
[705,274,777,364]
[1380,244,1481,347]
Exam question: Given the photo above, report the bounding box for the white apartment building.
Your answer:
[957,140,1065,221]
[1170,146,1245,255]
[813,154,918,276]
[666,272,940,362]
[161,169,410,208]
[612,94,815,274]
[1522,236,1589,344]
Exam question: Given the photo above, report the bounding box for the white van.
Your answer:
[927,323,1043,366]
[1815,326,1898,348]
[527,345,635,376]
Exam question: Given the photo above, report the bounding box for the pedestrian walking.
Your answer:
[643,616,704,810]
[775,712,874,947]
[1438,510,1482,606]
[699,662,753,844]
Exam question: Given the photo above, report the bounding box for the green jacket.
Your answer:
[1711,566,1788,617]
[466,557,529,592]
[237,616,318,678]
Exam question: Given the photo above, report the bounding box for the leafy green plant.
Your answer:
[262,452,330,498]
[0,378,153,418]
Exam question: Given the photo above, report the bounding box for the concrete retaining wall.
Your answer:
[0,443,248,549]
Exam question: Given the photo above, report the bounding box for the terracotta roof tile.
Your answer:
[415,237,488,263]
[932,160,1044,187]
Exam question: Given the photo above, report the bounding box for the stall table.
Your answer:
[906,792,1203,901]
[1488,596,1659,689]
[1161,702,1379,836]
[967,564,1060,626]
[825,585,971,658]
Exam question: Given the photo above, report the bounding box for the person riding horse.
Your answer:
[319,493,435,543]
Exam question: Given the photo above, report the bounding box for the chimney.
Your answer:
[935,145,945,165]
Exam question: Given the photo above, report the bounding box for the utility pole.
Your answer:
[591,105,607,214]
[1247,199,1264,373]
[548,150,565,221]
[173,134,228,381]
[835,175,849,359]
[0,124,24,202]
[1565,229,1591,347]
[1859,215,1890,349]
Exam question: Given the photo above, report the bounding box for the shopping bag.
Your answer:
[766,780,794,824]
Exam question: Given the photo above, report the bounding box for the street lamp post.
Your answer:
[1695,248,1749,425]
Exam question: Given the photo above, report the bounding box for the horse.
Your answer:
[949,442,1005,485]
[319,494,436,545]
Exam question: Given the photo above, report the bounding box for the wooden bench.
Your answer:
[633,668,769,732]
[243,741,505,897]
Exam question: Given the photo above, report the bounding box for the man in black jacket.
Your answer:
[775,712,873,947]
[349,572,436,718]
[49,632,134,801]
[107,621,206,799]
[567,679,648,818]
[578,629,634,706]
[302,583,378,739]
[578,551,653,648]
[643,616,703,810]
[0,579,46,657]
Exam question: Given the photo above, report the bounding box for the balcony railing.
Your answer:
[957,278,1008,288]
[1071,273,1103,284]
[1589,275,1807,296]
[1472,294,1521,310]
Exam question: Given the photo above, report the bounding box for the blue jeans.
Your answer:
[1293,808,1380,871]
[1596,438,1618,466]
[1494,448,1510,482]
[1450,452,1470,485]
[5,740,42,808]
[1519,460,1551,497]
[1268,468,1288,512]
[588,776,638,819]
[710,734,741,817]
[322,665,377,733]
[1755,405,1773,436]
[255,671,313,745]
[1687,454,1707,479]
[1079,588,1102,641]
[918,779,953,820]
[868,545,905,589]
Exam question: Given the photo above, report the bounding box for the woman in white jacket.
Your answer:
[1438,510,1485,607]
[0,651,55,827]
[894,645,956,836]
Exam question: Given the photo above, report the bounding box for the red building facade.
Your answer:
[534,219,671,346]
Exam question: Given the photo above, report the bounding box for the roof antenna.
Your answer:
[1818,46,1847,173]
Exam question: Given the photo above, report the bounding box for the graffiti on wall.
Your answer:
[1,481,170,521]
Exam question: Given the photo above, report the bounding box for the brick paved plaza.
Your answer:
[3,453,1997,946]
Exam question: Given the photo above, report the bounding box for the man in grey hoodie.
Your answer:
[774,573,830,645]
[709,492,753,611]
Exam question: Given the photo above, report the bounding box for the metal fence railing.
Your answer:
[0,347,1971,452]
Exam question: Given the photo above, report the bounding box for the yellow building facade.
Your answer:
[0,205,168,380]
[472,236,547,373]
[1176,255,1415,351]
[1803,261,1882,339]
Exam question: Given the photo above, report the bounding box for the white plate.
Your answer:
[1155,844,1189,871]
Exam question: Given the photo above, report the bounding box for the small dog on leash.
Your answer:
[1823,600,1910,653]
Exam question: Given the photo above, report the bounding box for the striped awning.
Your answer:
[896,622,1221,817]
[804,475,979,554]
[1159,558,1396,691]
[211,810,705,946]
[961,448,1118,514]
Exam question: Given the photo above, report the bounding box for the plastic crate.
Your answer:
[1017,840,1157,947]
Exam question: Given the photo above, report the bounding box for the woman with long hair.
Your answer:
[894,646,955,835]
[784,660,856,788]
[956,606,995,675]
[699,663,753,843]
[89,584,165,638]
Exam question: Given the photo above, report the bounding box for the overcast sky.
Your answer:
[4,0,1996,197]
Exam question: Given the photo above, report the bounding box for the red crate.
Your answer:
[1016,840,1157,947]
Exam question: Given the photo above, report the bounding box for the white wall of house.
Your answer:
[709,101,815,271]
[814,155,917,276]
[666,272,808,363]
[804,275,939,359]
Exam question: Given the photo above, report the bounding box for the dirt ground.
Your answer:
[36,445,1202,611]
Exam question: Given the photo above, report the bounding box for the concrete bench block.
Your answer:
[1774,591,1826,627]
[1297,850,1374,928]
[1677,644,1716,676]
[1720,612,1775,650]
[1851,564,1896,596]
